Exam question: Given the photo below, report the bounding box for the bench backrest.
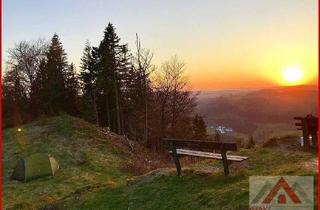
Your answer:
[163,138,237,151]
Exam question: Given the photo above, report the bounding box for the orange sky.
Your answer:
[183,13,318,90]
[148,1,319,90]
[4,0,318,90]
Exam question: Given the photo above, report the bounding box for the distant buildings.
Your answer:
[208,125,233,134]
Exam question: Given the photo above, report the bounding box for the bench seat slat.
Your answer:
[177,149,247,159]
[169,149,248,162]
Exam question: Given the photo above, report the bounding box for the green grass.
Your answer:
[3,115,130,210]
[3,115,318,210]
[64,148,317,210]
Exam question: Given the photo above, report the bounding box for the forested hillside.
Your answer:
[197,85,318,134]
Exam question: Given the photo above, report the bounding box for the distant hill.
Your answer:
[196,85,318,134]
[196,89,257,101]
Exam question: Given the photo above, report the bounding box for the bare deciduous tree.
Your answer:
[6,39,48,97]
[132,34,155,143]
[153,56,197,140]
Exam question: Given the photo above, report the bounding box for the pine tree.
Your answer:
[36,33,71,115]
[80,42,99,124]
[64,63,79,115]
[97,23,124,134]
[192,114,207,139]
[117,44,134,134]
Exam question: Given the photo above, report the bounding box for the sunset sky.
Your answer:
[3,0,318,90]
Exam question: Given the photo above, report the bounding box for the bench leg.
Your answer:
[221,150,229,176]
[169,142,182,176]
[173,155,181,176]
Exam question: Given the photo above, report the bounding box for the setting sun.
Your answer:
[282,67,304,84]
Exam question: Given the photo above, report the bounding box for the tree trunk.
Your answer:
[114,84,121,134]
[106,94,111,128]
[92,91,99,125]
[160,99,166,139]
[145,101,148,143]
[144,76,148,143]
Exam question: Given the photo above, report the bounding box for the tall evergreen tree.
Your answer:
[64,63,79,115]
[36,33,74,115]
[80,42,99,124]
[97,23,124,134]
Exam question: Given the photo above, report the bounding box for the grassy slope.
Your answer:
[3,115,318,210]
[3,115,130,210]
[66,149,318,210]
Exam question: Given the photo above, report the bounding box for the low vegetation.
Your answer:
[3,115,318,210]
[3,115,130,209]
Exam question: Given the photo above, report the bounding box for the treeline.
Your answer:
[2,22,207,149]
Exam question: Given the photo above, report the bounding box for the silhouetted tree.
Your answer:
[2,67,28,127]
[2,39,48,127]
[79,42,99,124]
[64,63,80,115]
[3,23,201,154]
[192,114,207,139]
[97,23,123,133]
[152,56,197,148]
[35,33,77,115]
[123,34,155,142]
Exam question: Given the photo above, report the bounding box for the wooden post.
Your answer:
[302,119,310,149]
[220,144,229,176]
[170,142,181,176]
[311,131,317,147]
[307,116,318,147]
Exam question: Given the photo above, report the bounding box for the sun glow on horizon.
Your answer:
[282,66,304,85]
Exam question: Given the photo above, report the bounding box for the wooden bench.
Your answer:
[163,138,248,176]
